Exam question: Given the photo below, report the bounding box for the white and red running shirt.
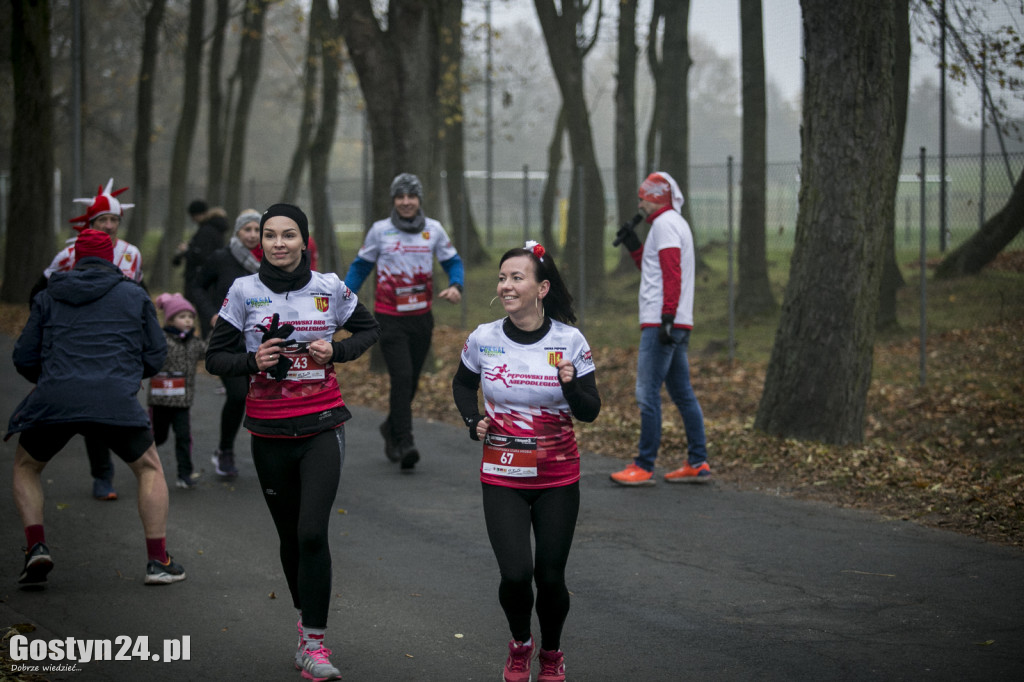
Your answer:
[460,318,596,489]
[45,237,143,282]
[218,271,359,422]
[637,207,695,329]
[355,217,458,316]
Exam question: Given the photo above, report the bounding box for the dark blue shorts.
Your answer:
[18,423,153,464]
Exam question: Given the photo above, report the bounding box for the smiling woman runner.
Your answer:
[205,203,380,681]
[451,242,601,682]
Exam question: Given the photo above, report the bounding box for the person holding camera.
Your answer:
[609,171,711,486]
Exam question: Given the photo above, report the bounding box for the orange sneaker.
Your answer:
[664,461,711,483]
[610,463,655,486]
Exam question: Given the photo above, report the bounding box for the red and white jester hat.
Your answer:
[69,178,134,231]
[637,171,685,212]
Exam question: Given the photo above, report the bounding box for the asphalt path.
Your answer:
[1,334,1022,681]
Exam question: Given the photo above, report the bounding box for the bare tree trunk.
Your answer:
[438,0,487,265]
[224,0,271,217]
[656,0,692,223]
[647,0,705,270]
[153,0,205,291]
[338,0,400,220]
[3,0,54,304]
[644,5,662,174]
[877,0,910,330]
[533,0,607,300]
[390,0,441,207]
[540,106,566,258]
[735,0,776,318]
[614,0,639,275]
[308,0,343,274]
[755,0,898,445]
[205,0,229,204]
[935,168,1024,278]
[282,1,321,204]
[128,0,166,247]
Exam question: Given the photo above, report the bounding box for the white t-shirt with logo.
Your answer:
[460,318,595,489]
[356,217,458,316]
[218,271,358,421]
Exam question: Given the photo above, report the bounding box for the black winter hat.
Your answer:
[260,203,309,246]
[188,199,208,216]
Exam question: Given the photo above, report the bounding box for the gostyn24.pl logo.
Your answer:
[9,634,190,667]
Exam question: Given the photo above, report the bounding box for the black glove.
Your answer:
[658,314,676,345]
[613,214,643,251]
[255,313,295,342]
[255,313,295,381]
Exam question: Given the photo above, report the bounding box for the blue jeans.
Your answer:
[635,326,707,471]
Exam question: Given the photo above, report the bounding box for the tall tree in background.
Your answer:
[152,0,205,290]
[735,0,776,318]
[755,0,899,445]
[281,0,323,204]
[2,0,54,304]
[932,1,1024,277]
[645,0,702,266]
[438,0,487,265]
[223,0,273,216]
[614,0,639,274]
[539,106,566,256]
[205,0,229,203]
[534,0,607,298]
[339,0,442,220]
[127,0,167,247]
[876,0,910,329]
[307,0,343,273]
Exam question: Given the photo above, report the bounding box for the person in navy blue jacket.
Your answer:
[7,229,187,589]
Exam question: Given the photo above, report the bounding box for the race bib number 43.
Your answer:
[482,434,538,478]
[280,344,327,381]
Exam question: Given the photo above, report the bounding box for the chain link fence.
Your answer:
[5,152,1021,357]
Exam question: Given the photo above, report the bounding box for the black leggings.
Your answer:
[150,405,193,478]
[218,374,248,452]
[482,482,580,651]
[377,312,433,444]
[251,427,345,629]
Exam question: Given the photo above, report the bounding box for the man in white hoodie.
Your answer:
[609,171,711,486]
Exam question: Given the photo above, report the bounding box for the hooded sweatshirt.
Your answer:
[7,258,167,435]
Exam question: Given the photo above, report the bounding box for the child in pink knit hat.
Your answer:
[148,293,206,489]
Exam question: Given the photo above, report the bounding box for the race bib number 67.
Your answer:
[482,434,538,478]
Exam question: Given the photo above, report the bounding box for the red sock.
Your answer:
[146,537,168,563]
[25,525,45,548]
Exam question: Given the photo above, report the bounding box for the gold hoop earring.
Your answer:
[490,296,499,307]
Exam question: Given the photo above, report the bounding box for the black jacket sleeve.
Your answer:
[452,360,486,440]
[205,317,258,377]
[331,302,381,363]
[140,295,168,378]
[559,370,601,422]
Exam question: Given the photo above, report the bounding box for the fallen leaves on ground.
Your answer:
[341,321,1024,550]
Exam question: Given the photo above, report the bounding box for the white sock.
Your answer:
[304,627,327,651]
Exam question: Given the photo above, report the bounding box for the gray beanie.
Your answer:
[234,209,262,234]
[390,173,422,199]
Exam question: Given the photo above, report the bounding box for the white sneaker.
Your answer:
[299,644,341,681]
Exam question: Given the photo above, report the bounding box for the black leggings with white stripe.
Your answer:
[482,481,580,652]
[251,427,345,629]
